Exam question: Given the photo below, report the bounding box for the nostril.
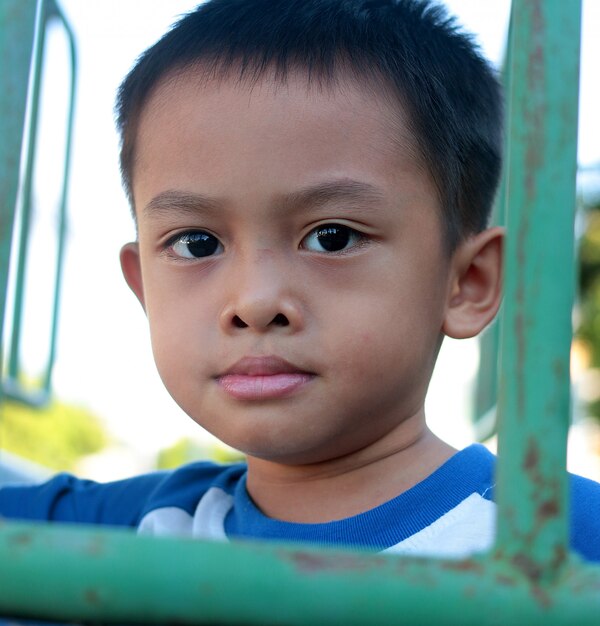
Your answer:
[230,313,289,329]
[232,315,248,328]
[272,313,289,326]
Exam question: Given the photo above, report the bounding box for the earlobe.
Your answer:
[442,227,504,339]
[120,242,146,311]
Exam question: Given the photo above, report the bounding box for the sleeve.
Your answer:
[0,471,169,527]
[570,473,600,563]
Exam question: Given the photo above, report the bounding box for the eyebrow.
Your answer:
[142,190,222,219]
[142,179,385,219]
[280,180,385,214]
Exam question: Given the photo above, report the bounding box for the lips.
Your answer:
[216,356,314,400]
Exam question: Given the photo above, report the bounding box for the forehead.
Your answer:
[131,66,435,222]
[139,67,417,151]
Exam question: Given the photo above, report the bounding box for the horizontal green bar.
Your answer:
[1,520,600,625]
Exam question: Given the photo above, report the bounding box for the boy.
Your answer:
[1,0,599,560]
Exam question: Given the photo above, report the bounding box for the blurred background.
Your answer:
[1,0,599,482]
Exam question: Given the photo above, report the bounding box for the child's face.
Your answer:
[122,69,455,465]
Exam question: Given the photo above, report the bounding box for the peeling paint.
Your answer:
[495,573,517,587]
[85,536,106,557]
[537,499,559,520]
[440,559,483,574]
[523,438,539,472]
[9,532,32,547]
[511,553,544,584]
[285,550,385,574]
[83,588,101,606]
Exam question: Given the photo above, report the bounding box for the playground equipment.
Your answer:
[1,1,599,623]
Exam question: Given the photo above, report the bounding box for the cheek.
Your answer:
[328,296,440,383]
[148,321,189,391]
[143,288,205,381]
[353,332,402,372]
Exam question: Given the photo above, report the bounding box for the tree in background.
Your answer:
[0,398,108,471]
[577,195,600,422]
[157,437,245,470]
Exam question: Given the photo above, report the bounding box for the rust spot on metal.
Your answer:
[84,588,101,606]
[10,532,32,547]
[514,311,526,420]
[86,536,106,557]
[523,438,539,471]
[537,499,559,520]
[495,574,517,587]
[288,552,338,573]
[493,548,562,608]
[440,559,483,574]
[523,0,547,200]
[531,585,552,609]
[521,438,566,534]
[549,545,568,571]
[509,551,558,608]
[285,550,384,574]
[511,553,543,584]
[552,358,566,381]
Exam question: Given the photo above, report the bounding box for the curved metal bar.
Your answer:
[3,0,77,406]
[0,1,38,405]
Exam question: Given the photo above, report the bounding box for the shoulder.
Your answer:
[138,460,246,517]
[0,469,164,525]
[440,446,600,563]
[0,460,246,528]
[569,472,600,562]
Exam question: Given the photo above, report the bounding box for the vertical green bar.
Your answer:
[0,0,37,400]
[496,0,581,577]
[7,0,47,382]
[472,15,514,438]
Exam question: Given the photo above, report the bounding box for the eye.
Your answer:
[168,231,223,259]
[301,223,365,253]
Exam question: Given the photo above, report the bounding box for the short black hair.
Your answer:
[116,0,503,249]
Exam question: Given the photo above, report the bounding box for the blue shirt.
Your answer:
[1,444,599,561]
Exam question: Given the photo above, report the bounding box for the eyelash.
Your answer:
[300,223,368,254]
[164,223,369,260]
[164,231,223,260]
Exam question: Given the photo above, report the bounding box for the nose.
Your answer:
[219,252,304,334]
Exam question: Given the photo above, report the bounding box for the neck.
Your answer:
[245,412,456,523]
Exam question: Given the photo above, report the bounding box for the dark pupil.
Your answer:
[187,233,218,257]
[317,226,349,252]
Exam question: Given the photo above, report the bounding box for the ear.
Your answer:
[120,242,146,311]
[442,227,504,339]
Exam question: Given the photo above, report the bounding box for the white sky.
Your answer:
[5,1,600,475]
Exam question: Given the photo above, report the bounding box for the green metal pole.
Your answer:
[472,10,514,440]
[495,0,582,579]
[7,0,47,382]
[0,2,595,625]
[2,0,76,404]
[0,521,599,625]
[43,0,77,394]
[0,0,38,403]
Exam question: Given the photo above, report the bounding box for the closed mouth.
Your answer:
[216,356,315,400]
[219,355,312,377]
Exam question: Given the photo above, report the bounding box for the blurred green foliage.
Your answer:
[157,437,245,469]
[0,398,108,471]
[577,198,600,419]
